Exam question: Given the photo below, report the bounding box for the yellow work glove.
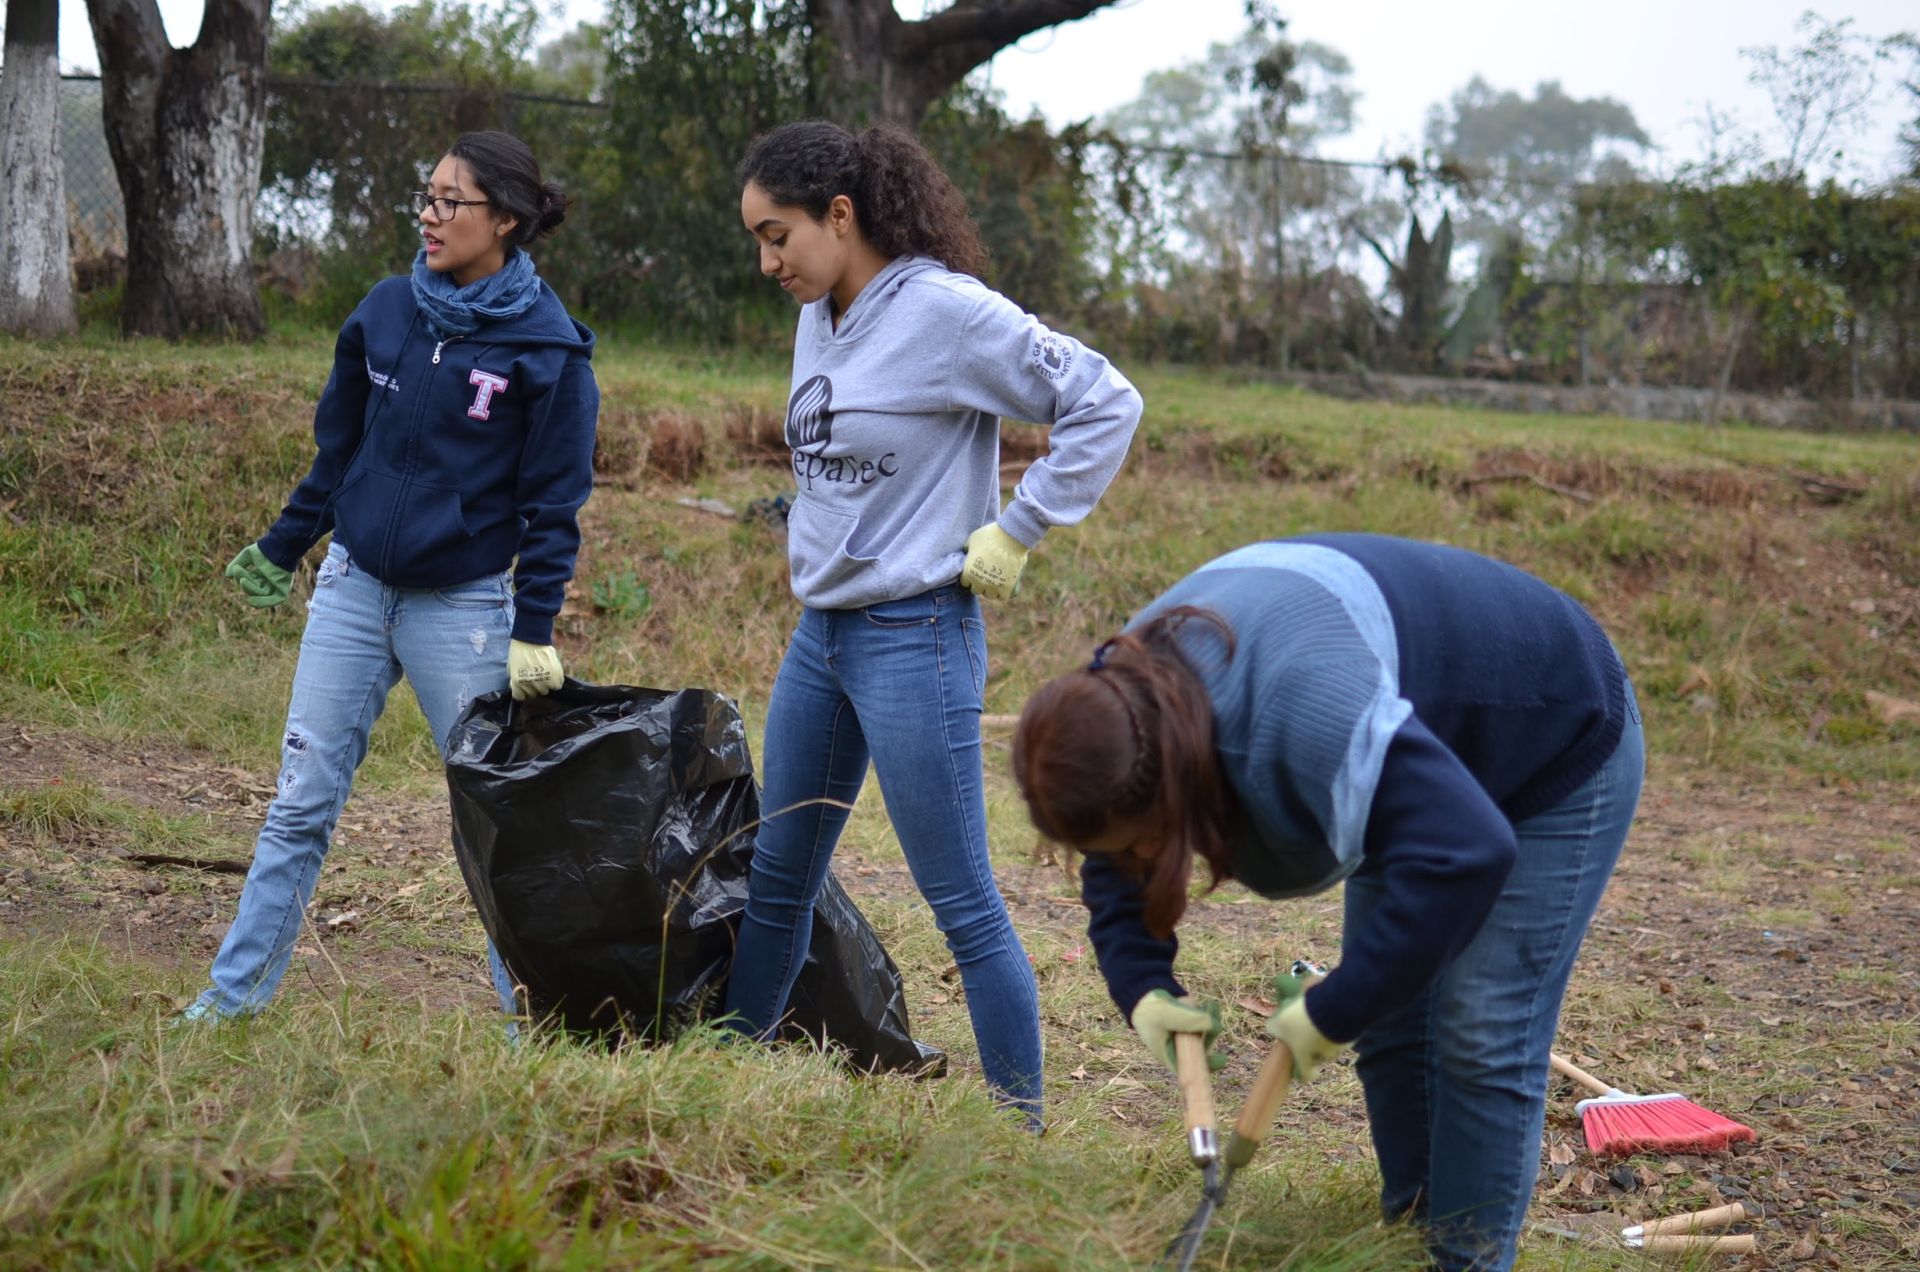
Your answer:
[1130,989,1226,1074]
[225,544,293,608]
[1264,984,1346,1081]
[507,640,564,701]
[959,523,1029,601]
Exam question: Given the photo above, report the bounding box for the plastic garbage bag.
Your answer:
[445,680,943,1076]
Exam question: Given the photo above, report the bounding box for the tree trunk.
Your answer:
[1847,312,1862,401]
[1270,155,1289,373]
[808,0,1120,126]
[1705,307,1746,428]
[0,0,77,336]
[83,0,269,338]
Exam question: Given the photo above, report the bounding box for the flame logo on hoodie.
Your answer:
[785,375,833,450]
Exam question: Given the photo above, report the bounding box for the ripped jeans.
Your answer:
[191,542,520,1018]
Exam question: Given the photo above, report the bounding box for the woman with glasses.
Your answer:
[181,131,598,1025]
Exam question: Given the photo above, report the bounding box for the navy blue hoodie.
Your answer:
[1081,535,1629,1044]
[258,275,598,644]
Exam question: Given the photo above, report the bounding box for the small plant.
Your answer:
[590,572,652,621]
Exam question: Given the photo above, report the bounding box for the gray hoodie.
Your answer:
[780,256,1142,609]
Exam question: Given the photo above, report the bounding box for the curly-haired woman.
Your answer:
[720,120,1143,1127]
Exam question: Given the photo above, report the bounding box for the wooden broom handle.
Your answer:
[1549,1051,1617,1096]
[1642,1234,1756,1255]
[1640,1203,1748,1236]
[1173,1032,1216,1136]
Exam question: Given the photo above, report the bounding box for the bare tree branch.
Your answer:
[888,0,1112,60]
[811,0,1122,124]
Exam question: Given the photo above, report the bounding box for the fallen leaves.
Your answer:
[197,1137,302,1192]
[1864,690,1920,726]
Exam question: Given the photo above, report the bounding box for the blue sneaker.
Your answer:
[170,998,233,1028]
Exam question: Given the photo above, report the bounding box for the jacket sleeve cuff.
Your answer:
[1120,976,1185,1024]
[997,507,1047,551]
[1301,978,1362,1045]
[510,610,556,644]
[255,534,306,574]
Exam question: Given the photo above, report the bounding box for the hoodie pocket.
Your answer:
[334,470,472,572]
[787,497,877,572]
[406,481,474,553]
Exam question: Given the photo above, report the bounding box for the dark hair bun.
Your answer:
[445,130,569,248]
[533,181,569,238]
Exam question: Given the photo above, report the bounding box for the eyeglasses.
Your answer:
[411,191,490,220]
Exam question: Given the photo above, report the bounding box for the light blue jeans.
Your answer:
[722,586,1044,1123]
[191,543,519,1018]
[1346,683,1645,1271]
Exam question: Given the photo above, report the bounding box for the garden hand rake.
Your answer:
[1160,1032,1224,1272]
[1160,1032,1299,1271]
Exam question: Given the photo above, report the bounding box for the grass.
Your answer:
[4,335,1918,785]
[3,330,1918,1267]
[0,777,236,860]
[0,937,1427,1270]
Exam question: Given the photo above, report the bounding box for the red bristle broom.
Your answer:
[1548,1052,1756,1156]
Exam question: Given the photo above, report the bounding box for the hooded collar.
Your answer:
[808,255,946,347]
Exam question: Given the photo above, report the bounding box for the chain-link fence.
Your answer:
[61,77,124,261]
[54,73,1920,402]
[58,74,609,309]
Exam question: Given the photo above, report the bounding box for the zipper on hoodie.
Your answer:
[378,332,459,579]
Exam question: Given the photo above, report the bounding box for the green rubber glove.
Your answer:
[1264,983,1345,1081]
[507,640,564,701]
[959,523,1029,601]
[225,544,293,608]
[1130,989,1226,1074]
[1271,970,1313,1006]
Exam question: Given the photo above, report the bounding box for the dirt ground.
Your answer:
[1,719,1914,1268]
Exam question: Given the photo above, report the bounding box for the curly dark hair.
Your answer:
[737,120,988,279]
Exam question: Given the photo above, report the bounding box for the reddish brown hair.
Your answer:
[1011,607,1237,937]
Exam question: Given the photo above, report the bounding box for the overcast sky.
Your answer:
[49,0,1917,180]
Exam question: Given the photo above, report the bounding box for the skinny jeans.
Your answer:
[722,585,1043,1123]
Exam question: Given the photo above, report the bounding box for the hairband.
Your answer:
[1083,641,1157,810]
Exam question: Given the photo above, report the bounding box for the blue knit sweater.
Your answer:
[1081,534,1628,1043]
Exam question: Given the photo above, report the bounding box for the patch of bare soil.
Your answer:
[2,721,1914,1267]
[1532,780,1920,1267]
[0,723,496,1013]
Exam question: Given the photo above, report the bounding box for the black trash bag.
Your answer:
[444,680,943,1076]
